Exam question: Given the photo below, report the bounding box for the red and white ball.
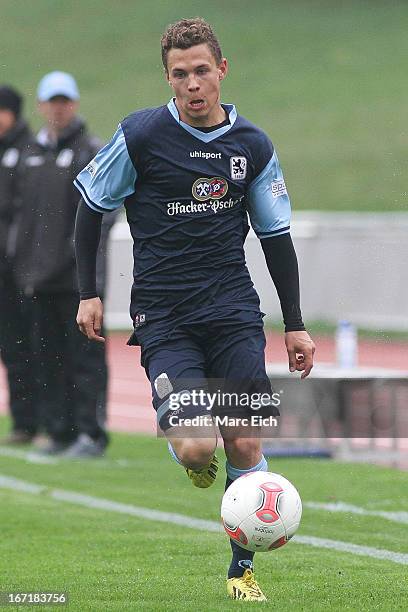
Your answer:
[221,471,302,552]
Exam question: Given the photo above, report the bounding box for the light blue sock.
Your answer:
[167,441,182,465]
[226,455,268,481]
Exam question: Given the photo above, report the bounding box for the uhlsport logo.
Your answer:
[192,177,228,202]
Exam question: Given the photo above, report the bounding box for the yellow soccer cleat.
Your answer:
[227,569,267,602]
[185,454,219,488]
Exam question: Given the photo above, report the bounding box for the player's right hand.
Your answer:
[76,297,105,343]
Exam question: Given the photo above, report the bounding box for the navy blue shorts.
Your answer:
[129,310,279,431]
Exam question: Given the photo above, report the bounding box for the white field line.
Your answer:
[0,474,220,532]
[0,473,408,566]
[0,447,58,464]
[1,448,407,525]
[294,536,408,565]
[0,446,142,469]
[304,501,408,525]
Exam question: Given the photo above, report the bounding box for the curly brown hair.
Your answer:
[161,17,223,71]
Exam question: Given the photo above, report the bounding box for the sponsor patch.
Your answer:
[192,177,228,201]
[271,178,287,198]
[85,160,98,177]
[230,156,247,180]
[154,373,173,399]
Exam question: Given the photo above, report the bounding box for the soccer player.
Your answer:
[74,18,315,601]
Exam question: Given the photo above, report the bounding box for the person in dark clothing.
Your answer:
[0,85,37,444]
[11,72,116,457]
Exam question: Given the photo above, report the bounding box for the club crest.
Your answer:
[230,156,247,180]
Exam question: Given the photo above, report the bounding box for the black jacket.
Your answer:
[0,119,32,277]
[11,117,115,295]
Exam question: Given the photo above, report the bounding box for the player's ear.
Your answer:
[218,58,228,81]
[164,67,171,85]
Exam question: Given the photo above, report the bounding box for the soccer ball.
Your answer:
[221,471,302,552]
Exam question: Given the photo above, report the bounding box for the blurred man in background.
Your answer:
[11,72,115,457]
[0,85,36,444]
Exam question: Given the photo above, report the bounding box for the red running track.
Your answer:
[1,332,407,435]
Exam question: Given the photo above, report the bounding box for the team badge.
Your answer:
[230,156,247,180]
[192,177,228,201]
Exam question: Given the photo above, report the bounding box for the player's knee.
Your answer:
[224,436,262,467]
[172,438,216,470]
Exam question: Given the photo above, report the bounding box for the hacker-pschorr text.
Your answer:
[167,198,241,216]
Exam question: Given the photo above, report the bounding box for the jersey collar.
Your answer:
[167,98,237,143]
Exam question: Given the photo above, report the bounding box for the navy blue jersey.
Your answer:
[74,100,291,332]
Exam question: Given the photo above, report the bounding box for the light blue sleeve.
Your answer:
[247,150,291,239]
[74,125,137,212]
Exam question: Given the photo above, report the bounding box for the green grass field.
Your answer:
[0,416,407,611]
[0,0,407,212]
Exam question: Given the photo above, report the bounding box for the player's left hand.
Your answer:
[76,297,105,343]
[285,330,315,379]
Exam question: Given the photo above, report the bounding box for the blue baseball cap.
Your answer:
[37,71,80,102]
